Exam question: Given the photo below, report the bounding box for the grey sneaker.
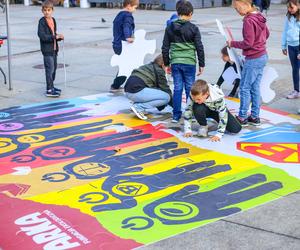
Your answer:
[287,90,300,99]
[131,105,147,120]
[197,125,208,137]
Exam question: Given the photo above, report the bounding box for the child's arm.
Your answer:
[123,15,134,42]
[194,27,205,75]
[162,29,171,66]
[211,98,228,141]
[183,99,194,137]
[230,20,255,50]
[38,20,55,43]
[281,17,289,55]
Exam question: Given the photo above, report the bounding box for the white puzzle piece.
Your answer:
[110,29,156,78]
[260,66,278,103]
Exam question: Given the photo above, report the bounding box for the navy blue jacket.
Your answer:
[38,17,60,56]
[112,11,135,55]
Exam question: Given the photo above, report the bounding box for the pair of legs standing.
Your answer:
[238,54,268,123]
[43,54,61,97]
[286,45,300,99]
[171,63,196,121]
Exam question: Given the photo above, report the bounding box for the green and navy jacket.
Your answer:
[161,19,205,67]
[184,84,227,138]
[130,62,172,98]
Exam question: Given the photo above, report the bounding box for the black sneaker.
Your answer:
[54,87,62,93]
[235,116,248,127]
[45,89,60,97]
[248,116,261,126]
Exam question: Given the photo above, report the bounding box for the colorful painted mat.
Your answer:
[0,94,299,250]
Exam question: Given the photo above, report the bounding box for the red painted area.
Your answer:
[0,123,173,175]
[237,142,300,163]
[0,194,142,250]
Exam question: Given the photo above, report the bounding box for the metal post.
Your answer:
[5,0,12,90]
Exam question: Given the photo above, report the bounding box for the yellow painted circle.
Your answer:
[17,134,45,143]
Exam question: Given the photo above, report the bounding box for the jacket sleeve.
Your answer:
[183,99,194,133]
[194,27,205,67]
[123,15,134,39]
[162,28,171,66]
[281,17,288,49]
[231,19,255,50]
[37,19,55,43]
[214,99,228,139]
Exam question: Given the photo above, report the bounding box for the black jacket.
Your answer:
[38,17,60,56]
[162,19,205,67]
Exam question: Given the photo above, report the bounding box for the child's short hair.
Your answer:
[191,79,209,96]
[153,54,164,67]
[221,46,229,56]
[123,0,139,7]
[42,0,54,9]
[177,0,193,16]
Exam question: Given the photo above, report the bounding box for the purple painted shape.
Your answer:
[0,122,24,131]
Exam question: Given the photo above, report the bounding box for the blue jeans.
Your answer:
[239,54,268,119]
[171,63,196,120]
[126,88,170,111]
[288,45,300,92]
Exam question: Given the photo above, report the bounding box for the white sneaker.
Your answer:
[131,105,147,120]
[171,119,180,123]
[197,125,208,137]
[287,90,300,99]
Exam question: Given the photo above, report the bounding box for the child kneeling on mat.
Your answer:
[184,79,242,142]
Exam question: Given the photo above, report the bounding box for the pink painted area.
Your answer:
[0,193,142,250]
[260,105,290,116]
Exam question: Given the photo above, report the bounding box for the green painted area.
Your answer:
[96,165,300,244]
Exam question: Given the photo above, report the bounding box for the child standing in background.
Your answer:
[162,0,205,123]
[110,0,139,93]
[38,0,64,97]
[281,0,300,99]
[228,0,269,126]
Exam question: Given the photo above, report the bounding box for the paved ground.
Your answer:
[0,4,300,250]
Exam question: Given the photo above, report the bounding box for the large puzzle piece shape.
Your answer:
[110,29,156,78]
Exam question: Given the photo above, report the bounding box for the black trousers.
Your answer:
[43,54,57,91]
[193,103,242,134]
[111,75,127,89]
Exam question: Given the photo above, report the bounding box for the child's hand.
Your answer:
[56,34,64,40]
[197,67,204,76]
[209,136,221,142]
[282,49,287,56]
[126,37,134,43]
[184,132,193,138]
[297,54,300,60]
[226,40,232,48]
[165,66,171,74]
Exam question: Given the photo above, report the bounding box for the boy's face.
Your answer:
[127,4,138,12]
[42,7,53,18]
[222,54,230,62]
[192,93,209,104]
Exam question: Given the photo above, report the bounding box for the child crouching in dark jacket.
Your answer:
[125,54,172,120]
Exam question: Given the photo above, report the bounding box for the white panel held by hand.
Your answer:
[110,30,156,78]
[260,66,278,103]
